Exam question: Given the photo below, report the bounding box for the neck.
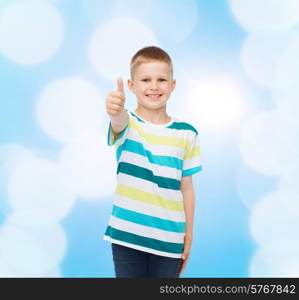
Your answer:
[135,107,171,124]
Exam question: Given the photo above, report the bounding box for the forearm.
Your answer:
[110,110,129,135]
[182,188,195,237]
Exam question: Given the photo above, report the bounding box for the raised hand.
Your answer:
[106,78,126,117]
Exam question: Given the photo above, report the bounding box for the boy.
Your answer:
[104,46,202,278]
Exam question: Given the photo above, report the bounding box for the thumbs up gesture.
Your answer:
[106,78,126,117]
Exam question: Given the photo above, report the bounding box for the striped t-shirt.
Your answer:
[104,110,202,258]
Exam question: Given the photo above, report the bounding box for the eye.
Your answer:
[142,79,150,82]
[158,78,167,82]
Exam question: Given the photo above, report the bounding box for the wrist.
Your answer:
[110,110,129,131]
[185,233,193,239]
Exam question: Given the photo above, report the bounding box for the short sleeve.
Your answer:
[182,133,203,177]
[107,111,130,146]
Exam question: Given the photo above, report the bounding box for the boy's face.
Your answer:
[128,61,176,111]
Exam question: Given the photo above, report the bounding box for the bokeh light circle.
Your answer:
[0,0,64,64]
[185,77,247,131]
[249,237,299,277]
[241,31,299,89]
[8,156,76,221]
[239,111,286,176]
[36,77,104,143]
[249,192,299,244]
[0,216,66,276]
[89,17,158,81]
[230,0,299,33]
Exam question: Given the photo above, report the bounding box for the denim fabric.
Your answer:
[111,243,183,278]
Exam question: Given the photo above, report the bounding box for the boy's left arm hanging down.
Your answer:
[179,175,195,276]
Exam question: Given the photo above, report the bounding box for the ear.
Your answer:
[128,79,135,93]
[171,79,176,92]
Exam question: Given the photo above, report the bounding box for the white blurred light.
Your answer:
[88,17,158,81]
[274,92,299,164]
[229,0,299,33]
[80,0,112,26]
[7,209,63,228]
[278,164,299,218]
[0,144,35,175]
[36,77,104,143]
[249,237,299,277]
[60,135,116,199]
[40,267,62,278]
[8,156,76,221]
[239,111,287,176]
[185,77,247,130]
[0,0,64,64]
[144,0,199,43]
[0,260,60,277]
[112,0,151,19]
[0,145,35,216]
[236,165,271,209]
[0,219,66,276]
[0,260,16,277]
[241,31,299,89]
[274,78,299,106]
[276,35,299,90]
[249,192,299,244]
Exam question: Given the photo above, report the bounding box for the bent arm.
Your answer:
[110,110,129,139]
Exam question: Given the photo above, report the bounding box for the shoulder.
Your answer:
[167,116,199,136]
[127,110,144,123]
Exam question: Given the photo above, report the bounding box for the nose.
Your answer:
[150,81,158,90]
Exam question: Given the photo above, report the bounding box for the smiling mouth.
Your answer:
[146,94,162,100]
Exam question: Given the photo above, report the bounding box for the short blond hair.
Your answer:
[130,46,173,79]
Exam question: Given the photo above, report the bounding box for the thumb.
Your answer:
[117,77,124,94]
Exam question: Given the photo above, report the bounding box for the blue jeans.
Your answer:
[111,243,183,278]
